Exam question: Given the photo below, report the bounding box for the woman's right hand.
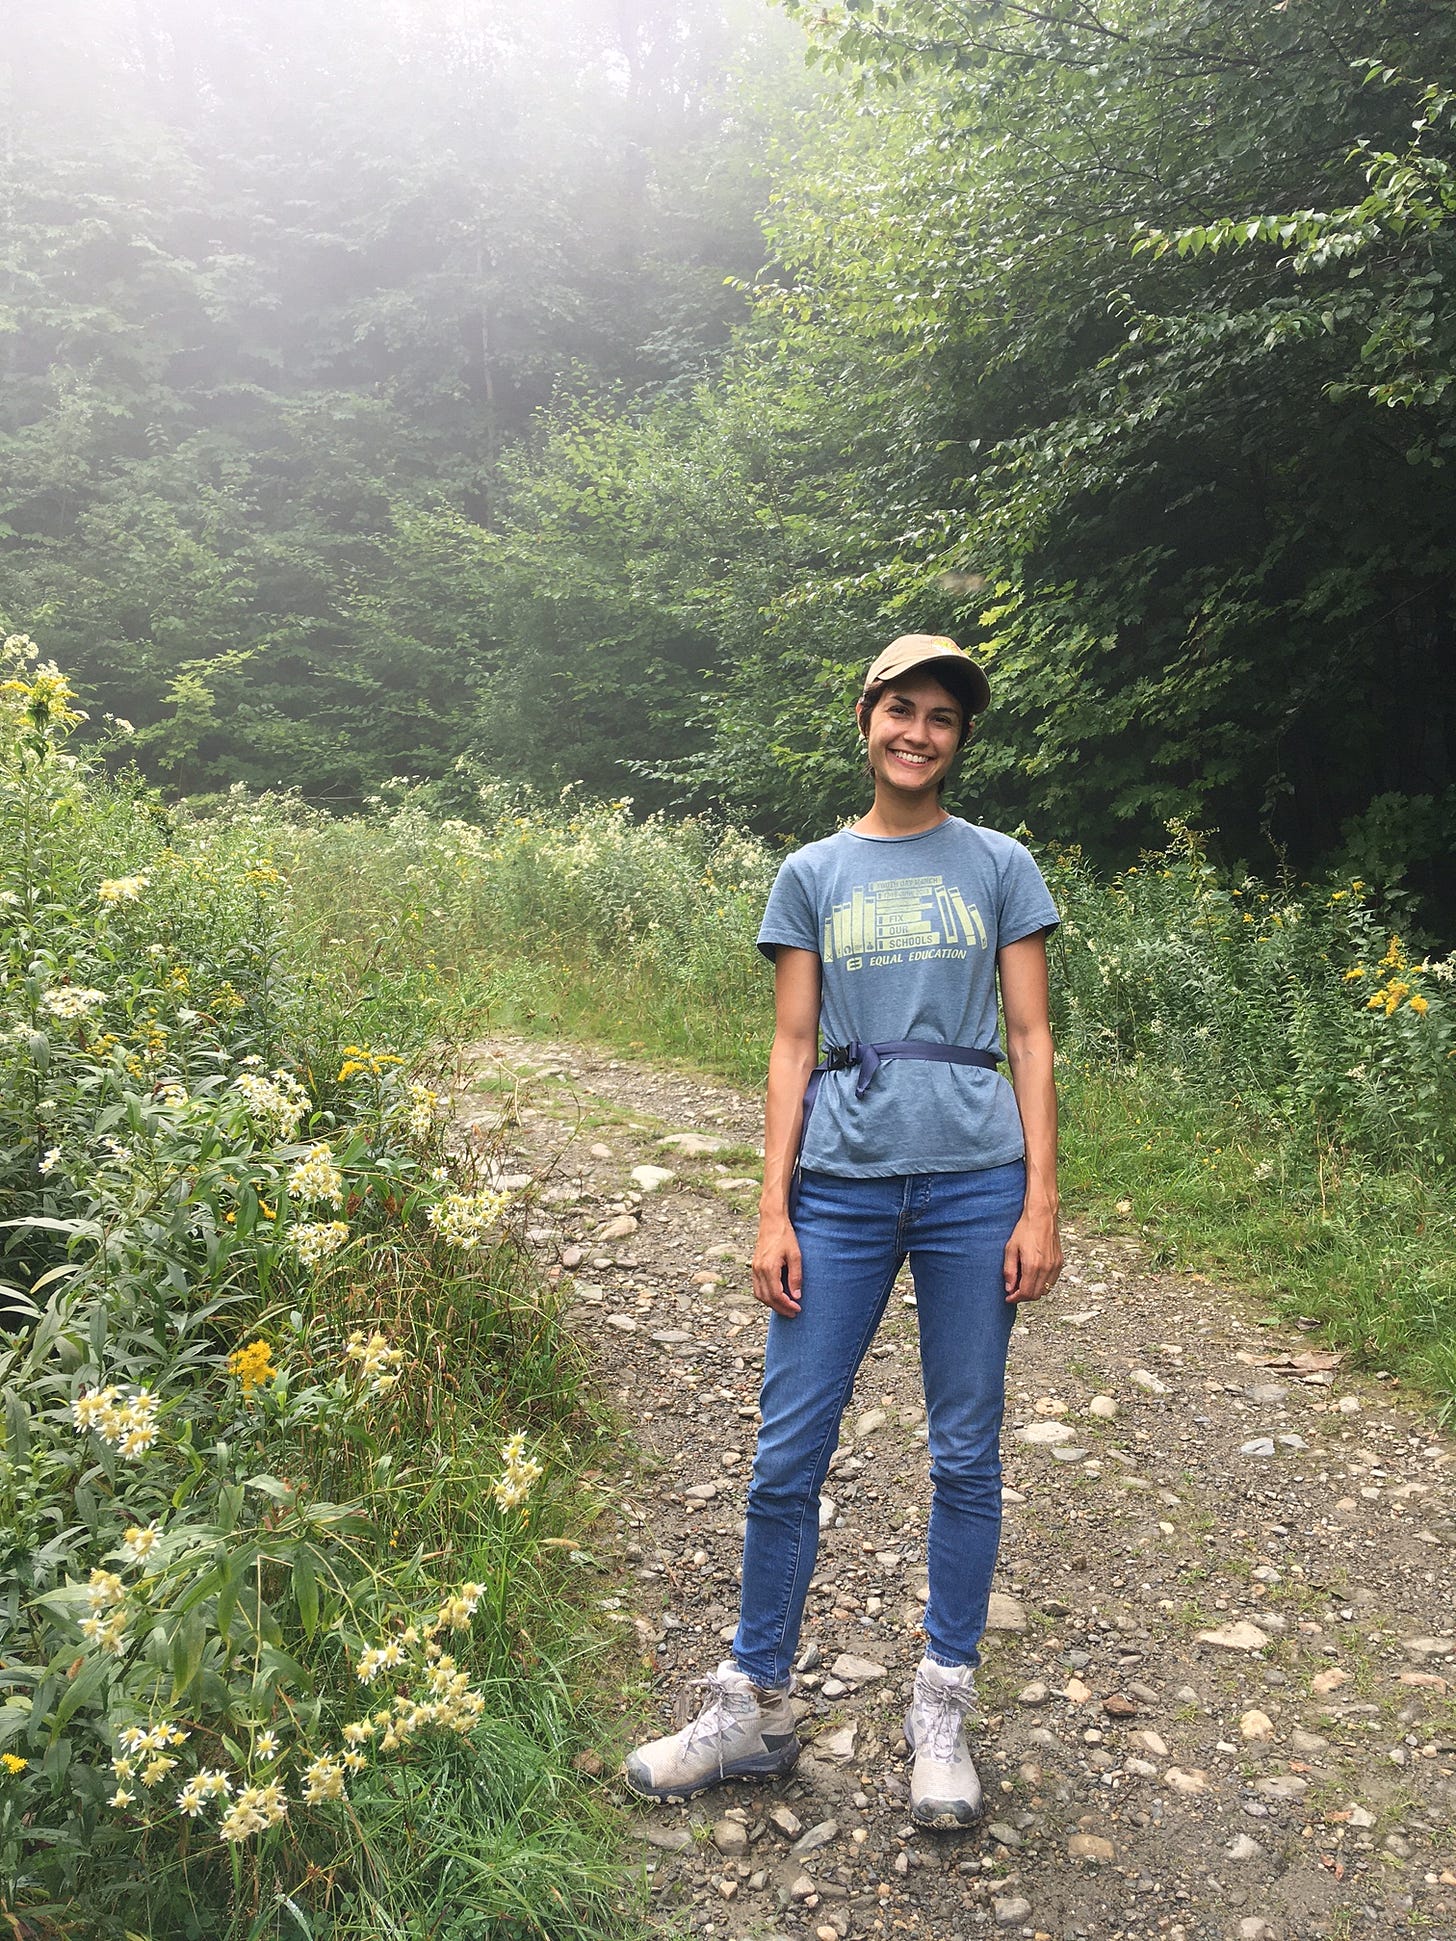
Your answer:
[752,1211,803,1317]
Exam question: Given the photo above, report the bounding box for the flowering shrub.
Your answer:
[0,639,620,1935]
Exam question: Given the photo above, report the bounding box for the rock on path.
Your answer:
[459,1036,1456,1941]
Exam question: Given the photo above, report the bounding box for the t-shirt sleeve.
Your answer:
[756,852,821,961]
[996,839,1060,947]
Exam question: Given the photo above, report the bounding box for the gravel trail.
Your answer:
[456,1036,1456,1941]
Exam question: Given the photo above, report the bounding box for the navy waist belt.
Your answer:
[798,1039,1001,1165]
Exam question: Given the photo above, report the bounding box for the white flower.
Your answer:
[286,1142,344,1207]
[425,1188,511,1250]
[290,1220,350,1268]
[39,986,107,1020]
[38,1147,62,1175]
[96,874,149,905]
[120,1524,161,1564]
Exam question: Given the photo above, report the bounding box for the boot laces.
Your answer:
[916,1676,973,1764]
[681,1668,755,1766]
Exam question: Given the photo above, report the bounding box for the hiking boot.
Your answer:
[625,1662,800,1802]
[903,1656,983,1827]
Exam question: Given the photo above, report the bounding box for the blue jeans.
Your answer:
[732,1162,1024,1688]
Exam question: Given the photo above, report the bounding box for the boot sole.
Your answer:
[624,1738,800,1804]
[904,1709,982,1827]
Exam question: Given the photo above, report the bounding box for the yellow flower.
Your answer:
[1409,994,1430,1015]
[1,1754,26,1774]
[227,1339,278,1400]
[1342,965,1365,981]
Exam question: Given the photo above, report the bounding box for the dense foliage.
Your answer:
[0,640,628,1937]
[5,0,1455,928]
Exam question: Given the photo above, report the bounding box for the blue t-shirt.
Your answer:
[756,817,1059,1177]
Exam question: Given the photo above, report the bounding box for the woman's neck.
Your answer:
[852,792,950,839]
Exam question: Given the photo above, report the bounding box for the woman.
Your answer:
[627,634,1061,1827]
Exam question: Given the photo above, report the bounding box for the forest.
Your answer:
[4,0,1454,930]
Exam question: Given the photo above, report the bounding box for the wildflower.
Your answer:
[120,1523,161,1565]
[219,1781,287,1840]
[425,1187,511,1250]
[80,1612,127,1654]
[1,1754,28,1774]
[227,1339,278,1400]
[176,1778,208,1817]
[111,1755,134,1778]
[38,1146,62,1175]
[287,1142,344,1208]
[1342,965,1365,982]
[1409,994,1430,1015]
[356,1639,406,1684]
[345,1329,406,1393]
[118,1423,159,1459]
[86,1568,125,1611]
[97,873,149,905]
[341,1720,374,1745]
[108,1786,135,1809]
[436,1581,487,1630]
[253,1730,279,1762]
[301,1753,346,1805]
[234,1068,309,1139]
[491,1432,543,1514]
[141,1754,178,1787]
[39,986,107,1020]
[290,1220,350,1268]
[337,1044,405,1082]
[342,1746,367,1772]
[406,1081,442,1140]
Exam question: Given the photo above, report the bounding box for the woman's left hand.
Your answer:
[1003,1208,1062,1304]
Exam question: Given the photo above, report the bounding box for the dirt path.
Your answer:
[455,1036,1455,1941]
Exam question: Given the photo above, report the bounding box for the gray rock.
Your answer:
[1240,1437,1276,1457]
[830,1653,886,1682]
[1254,1774,1308,1800]
[605,1313,638,1333]
[1226,1833,1264,1861]
[789,1873,817,1900]
[712,1817,750,1857]
[768,1804,803,1840]
[854,1407,889,1437]
[790,1818,839,1857]
[987,1592,1027,1632]
[986,1821,1022,1848]
[630,1164,675,1192]
[640,1824,694,1851]
[1248,1384,1288,1404]
[595,1213,639,1242]
[1016,1419,1078,1446]
[1067,1833,1115,1863]
[659,1131,729,1156]
[1018,1680,1050,1706]
[994,1897,1033,1927]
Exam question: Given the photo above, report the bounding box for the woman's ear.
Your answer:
[855,699,869,739]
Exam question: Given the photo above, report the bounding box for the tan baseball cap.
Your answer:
[863,634,990,716]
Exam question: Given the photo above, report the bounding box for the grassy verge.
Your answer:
[0,647,641,1938]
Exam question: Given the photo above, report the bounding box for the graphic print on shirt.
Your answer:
[821,872,989,972]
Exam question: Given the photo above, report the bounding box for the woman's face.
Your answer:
[858,670,966,797]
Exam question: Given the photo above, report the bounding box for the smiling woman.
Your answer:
[627,632,1063,1829]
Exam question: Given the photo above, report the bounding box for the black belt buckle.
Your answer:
[822,1042,858,1073]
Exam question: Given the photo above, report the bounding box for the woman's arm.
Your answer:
[751,946,821,1317]
[998,930,1062,1304]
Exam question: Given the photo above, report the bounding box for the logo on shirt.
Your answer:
[822,873,988,971]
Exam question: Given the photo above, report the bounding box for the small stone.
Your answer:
[714,1175,761,1192]
[1132,1730,1168,1757]
[854,1407,889,1437]
[1018,1680,1050,1706]
[1254,1773,1307,1801]
[986,1821,1022,1848]
[1226,1833,1264,1861]
[820,1677,847,1699]
[1067,1833,1115,1863]
[830,1654,886,1682]
[994,1897,1033,1927]
[605,1313,638,1334]
[1088,1394,1119,1419]
[790,1873,816,1900]
[818,1495,836,1529]
[1336,1394,1362,1414]
[1347,1804,1375,1829]
[1016,1419,1078,1445]
[595,1214,639,1242]
[1129,1369,1169,1395]
[630,1164,675,1192]
[683,1481,718,1502]
[987,1593,1027,1633]
[1401,1636,1453,1660]
[1033,1394,1068,1415]
[1290,1728,1327,1754]
[791,1819,839,1857]
[1196,1622,1270,1651]
[817,1724,857,1761]
[769,1804,803,1839]
[588,1142,612,1159]
[1239,1920,1276,1941]
[1240,1709,1275,1742]
[712,1817,750,1857]
[1103,1694,1139,1719]
[817,1928,840,1941]
[1063,1677,1093,1704]
[1050,1444,1089,1462]
[1165,1766,1208,1794]
[659,1131,729,1155]
[1249,1384,1288,1404]
[1383,1832,1412,1859]
[715,1879,737,1900]
[1240,1437,1276,1457]
[1310,1666,1350,1694]
[641,1824,694,1851]
[561,1244,584,1268]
